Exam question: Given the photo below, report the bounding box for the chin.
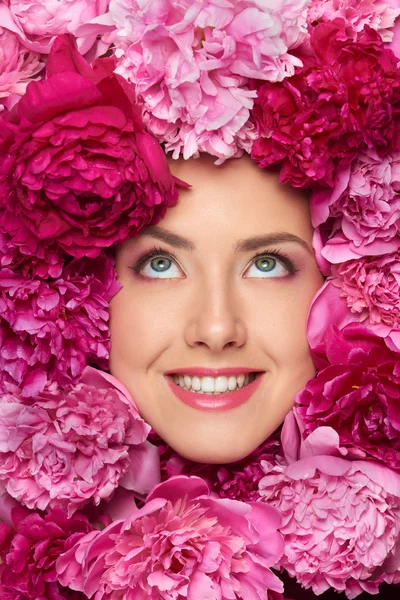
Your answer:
[161,431,264,465]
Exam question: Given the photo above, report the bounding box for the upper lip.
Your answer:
[165,367,264,377]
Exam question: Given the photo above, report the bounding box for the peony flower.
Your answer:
[311,149,400,262]
[259,412,400,598]
[251,21,400,188]
[0,0,111,55]
[0,505,91,600]
[297,322,400,470]
[307,0,400,41]
[332,253,400,328]
[0,26,43,112]
[110,0,310,162]
[0,34,180,263]
[152,430,281,502]
[0,367,160,514]
[57,475,284,600]
[0,254,120,396]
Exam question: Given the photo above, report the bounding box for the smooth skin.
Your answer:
[109,154,324,463]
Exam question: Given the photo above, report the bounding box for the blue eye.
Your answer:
[140,253,183,279]
[244,254,293,278]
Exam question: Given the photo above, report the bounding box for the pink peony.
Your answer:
[110,0,309,161]
[1,0,110,55]
[298,322,400,470]
[0,254,120,397]
[308,0,400,41]
[0,505,91,600]
[307,277,400,354]
[311,149,400,262]
[259,412,400,598]
[0,34,180,262]
[0,26,43,112]
[251,21,400,187]
[0,367,160,514]
[332,253,400,328]
[57,475,284,599]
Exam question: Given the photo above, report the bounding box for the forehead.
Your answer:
[165,154,313,241]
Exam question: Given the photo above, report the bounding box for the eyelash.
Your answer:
[130,245,300,279]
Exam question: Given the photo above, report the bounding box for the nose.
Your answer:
[184,278,247,352]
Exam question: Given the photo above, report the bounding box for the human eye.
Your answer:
[130,246,184,280]
[244,249,299,279]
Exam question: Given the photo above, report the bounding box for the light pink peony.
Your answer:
[308,0,400,41]
[110,0,309,161]
[311,149,400,262]
[0,367,160,515]
[57,475,284,599]
[0,26,43,112]
[0,254,120,397]
[259,412,400,598]
[1,0,111,55]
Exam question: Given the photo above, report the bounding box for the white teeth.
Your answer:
[172,373,258,394]
[215,376,228,393]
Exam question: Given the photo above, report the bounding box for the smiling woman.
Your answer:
[110,155,324,463]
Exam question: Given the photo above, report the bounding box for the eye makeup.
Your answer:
[129,245,300,280]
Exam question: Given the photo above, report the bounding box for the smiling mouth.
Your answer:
[169,372,259,395]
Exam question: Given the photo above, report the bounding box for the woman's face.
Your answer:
[110,155,324,463]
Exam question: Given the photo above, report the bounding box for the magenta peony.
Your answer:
[110,0,309,161]
[297,322,400,470]
[0,505,91,600]
[0,254,120,396]
[259,412,400,598]
[251,21,400,188]
[57,475,284,599]
[0,34,180,262]
[308,0,400,41]
[1,0,110,55]
[0,26,43,112]
[0,367,160,514]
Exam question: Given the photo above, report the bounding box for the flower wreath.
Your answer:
[1,1,400,599]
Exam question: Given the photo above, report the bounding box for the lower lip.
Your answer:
[166,374,263,412]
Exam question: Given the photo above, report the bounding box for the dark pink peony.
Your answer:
[57,476,284,600]
[0,506,91,600]
[0,367,159,514]
[0,34,180,263]
[251,20,400,188]
[0,254,120,396]
[297,322,400,469]
[259,412,400,598]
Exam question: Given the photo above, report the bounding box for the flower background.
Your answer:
[1,0,400,599]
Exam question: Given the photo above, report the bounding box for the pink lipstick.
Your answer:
[165,371,263,412]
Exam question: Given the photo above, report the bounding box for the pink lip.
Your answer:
[165,367,261,377]
[166,373,263,412]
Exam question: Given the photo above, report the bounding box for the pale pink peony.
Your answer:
[110,0,309,162]
[311,149,400,262]
[0,254,120,397]
[57,475,284,599]
[259,412,400,598]
[308,0,400,41]
[1,0,111,55]
[0,27,43,112]
[0,367,160,515]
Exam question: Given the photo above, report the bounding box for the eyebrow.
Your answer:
[142,226,313,254]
